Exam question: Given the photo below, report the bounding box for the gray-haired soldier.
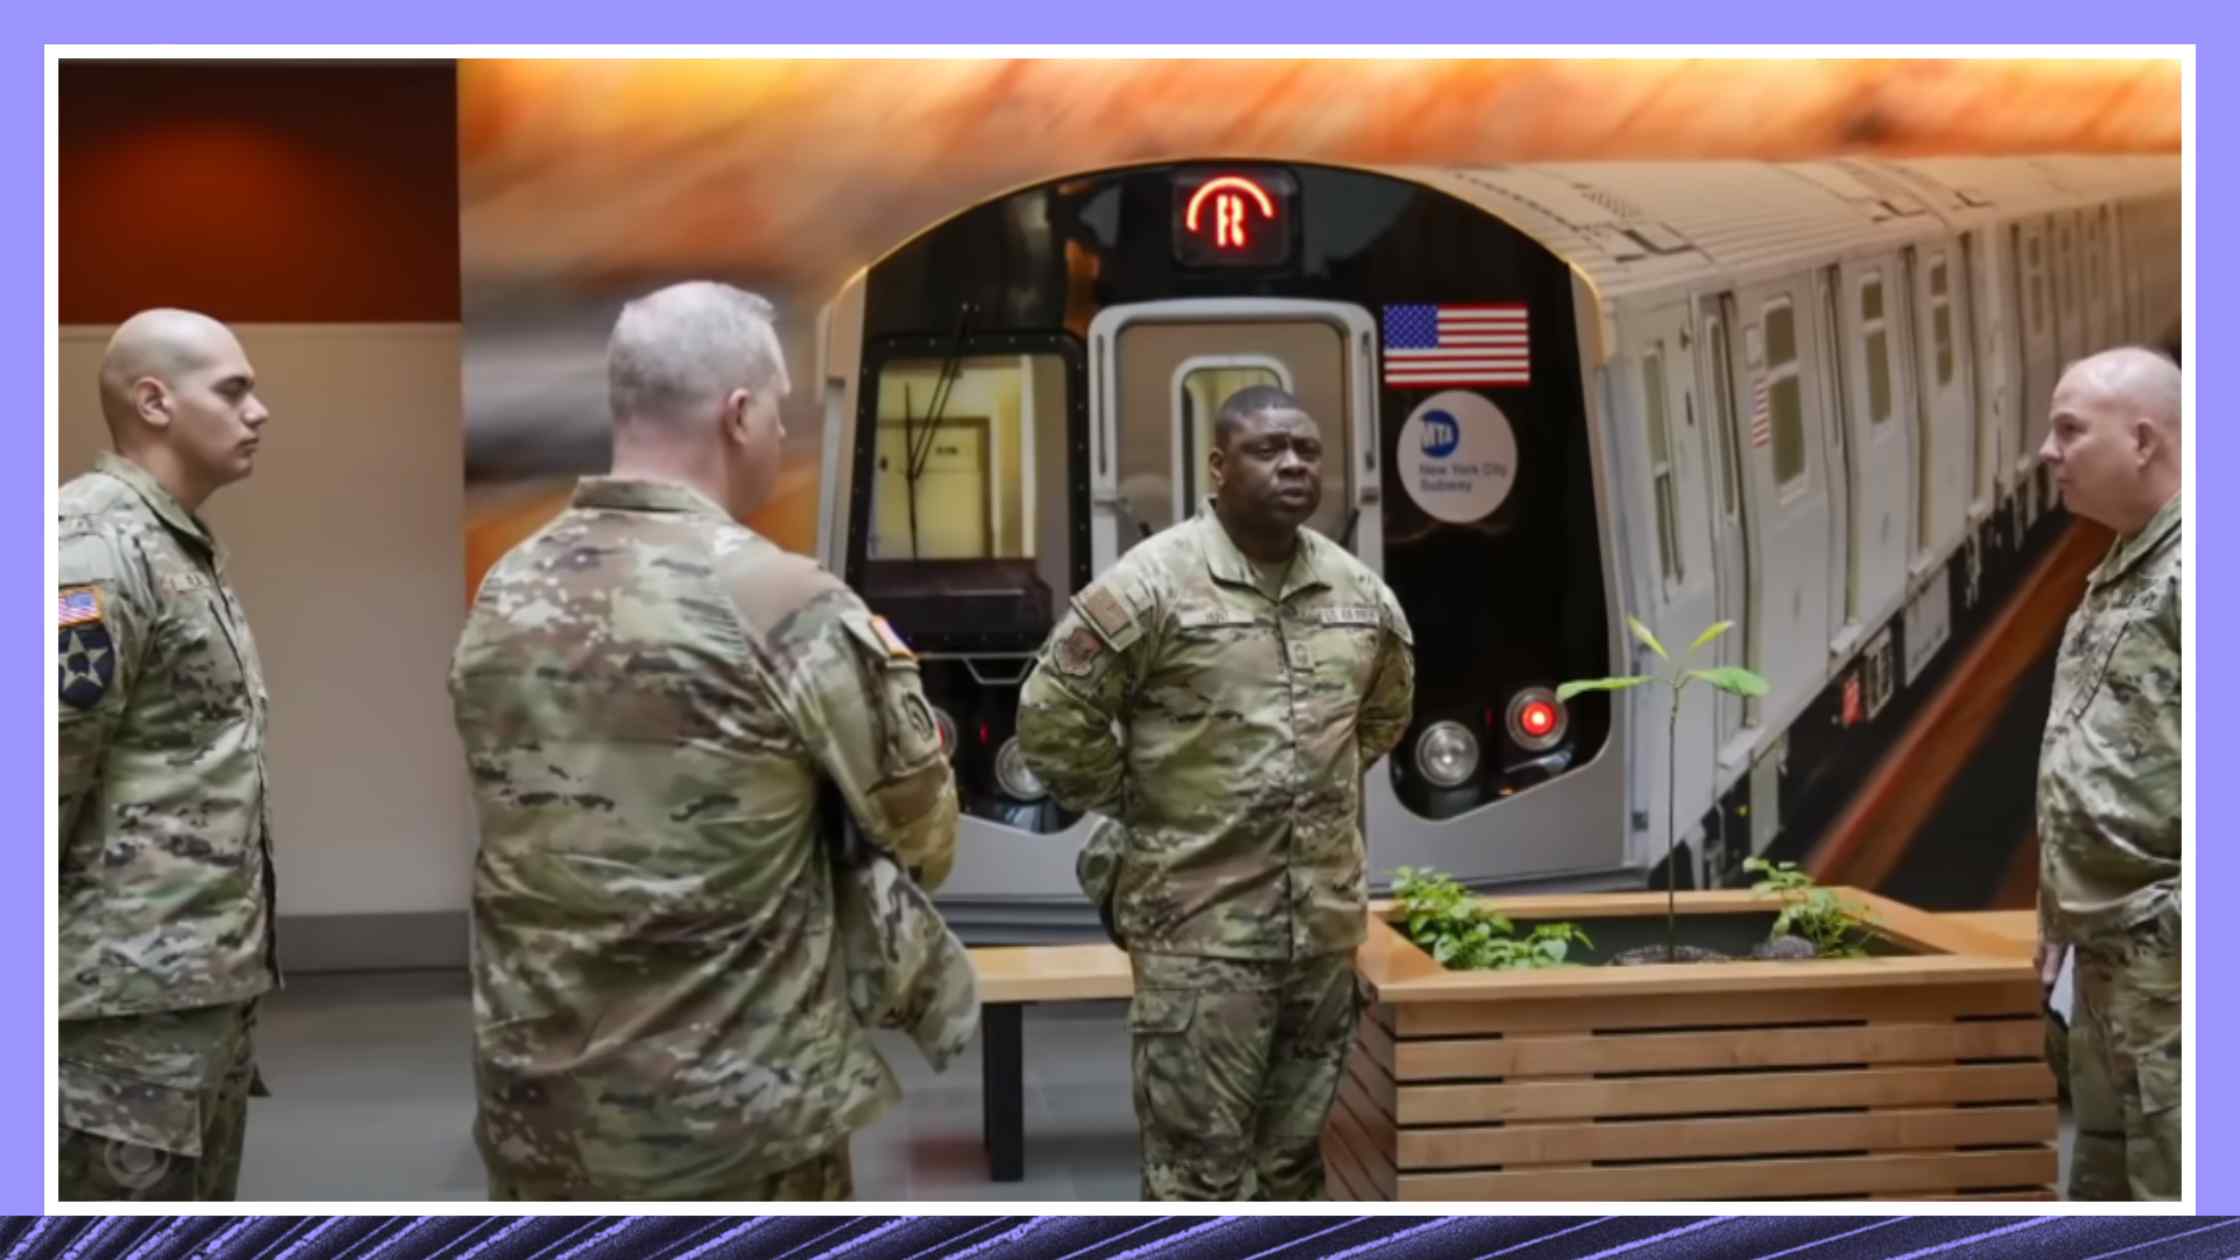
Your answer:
[2035,346,2184,1201]
[448,282,962,1200]
[1018,385,1416,1200]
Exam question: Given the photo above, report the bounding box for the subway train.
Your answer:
[812,154,2182,939]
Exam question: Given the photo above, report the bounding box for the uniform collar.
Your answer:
[572,477,733,519]
[94,452,221,561]
[1194,498,1334,603]
[2089,492,2182,591]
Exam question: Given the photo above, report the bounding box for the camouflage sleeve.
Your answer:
[57,525,151,842]
[772,585,960,890]
[1016,578,1152,815]
[1357,582,1417,770]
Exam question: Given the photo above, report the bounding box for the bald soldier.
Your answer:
[2036,347,2184,1201]
[57,309,278,1200]
[448,282,961,1200]
[1018,385,1416,1201]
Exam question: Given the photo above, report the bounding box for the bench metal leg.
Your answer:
[981,1002,1025,1182]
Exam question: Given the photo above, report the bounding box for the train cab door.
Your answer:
[1087,299,1381,576]
[1620,302,1719,876]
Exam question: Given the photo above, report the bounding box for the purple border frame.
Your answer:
[25,20,2212,1216]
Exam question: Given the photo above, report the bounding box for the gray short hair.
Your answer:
[607,281,785,426]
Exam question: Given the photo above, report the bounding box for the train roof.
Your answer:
[1388,155,2179,302]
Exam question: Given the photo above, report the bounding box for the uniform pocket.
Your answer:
[58,1061,203,1158]
[1128,988,1230,1140]
[2063,610,2137,722]
[1128,987,1198,1036]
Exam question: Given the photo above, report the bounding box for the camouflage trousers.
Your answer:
[1127,950,1360,1201]
[2065,908,2181,1201]
[486,1138,854,1202]
[58,1002,259,1202]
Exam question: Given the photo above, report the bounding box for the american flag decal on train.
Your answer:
[1382,304,1530,387]
[1751,373,1773,448]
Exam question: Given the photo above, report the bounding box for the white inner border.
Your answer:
[42,43,2196,1220]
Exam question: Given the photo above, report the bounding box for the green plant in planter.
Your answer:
[1558,616,1770,962]
[1391,866,1592,970]
[1742,856,1876,958]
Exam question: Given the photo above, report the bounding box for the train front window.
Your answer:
[861,352,1074,646]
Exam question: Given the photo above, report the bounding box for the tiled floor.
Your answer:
[238,970,1138,1202]
[238,969,2075,1204]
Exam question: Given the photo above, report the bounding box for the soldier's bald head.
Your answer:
[2043,345,2182,535]
[607,282,786,432]
[98,309,240,438]
[2054,346,2182,438]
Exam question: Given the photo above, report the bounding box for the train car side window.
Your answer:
[1708,318,1739,520]
[1860,275,1893,427]
[1928,256,1954,387]
[1642,346,1683,585]
[2028,234,2047,335]
[2057,221,2075,324]
[1763,300,1807,492]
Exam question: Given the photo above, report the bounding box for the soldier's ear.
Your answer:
[720,388,753,446]
[132,378,173,431]
[1207,445,1224,492]
[2131,415,2165,467]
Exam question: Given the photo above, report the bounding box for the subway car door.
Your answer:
[1619,302,1719,881]
[1088,299,1381,576]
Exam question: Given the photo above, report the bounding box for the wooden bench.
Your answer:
[960,911,2040,1186]
[968,943,1133,1181]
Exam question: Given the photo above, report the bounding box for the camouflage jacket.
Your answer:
[1017,502,1415,960]
[2039,493,2182,946]
[448,477,961,1195]
[57,453,279,1026]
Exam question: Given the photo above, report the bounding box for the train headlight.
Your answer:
[1506,688,1569,753]
[933,707,958,760]
[1414,721,1480,788]
[995,737,1047,801]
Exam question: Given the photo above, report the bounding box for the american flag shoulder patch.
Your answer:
[870,615,914,660]
[58,586,102,627]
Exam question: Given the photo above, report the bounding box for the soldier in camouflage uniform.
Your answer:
[2035,346,2183,1201]
[448,282,963,1201]
[1018,385,1416,1201]
[57,309,279,1201]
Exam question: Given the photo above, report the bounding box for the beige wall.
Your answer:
[59,324,474,920]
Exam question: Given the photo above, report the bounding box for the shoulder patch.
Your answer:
[59,619,117,710]
[1053,623,1105,677]
[840,609,918,665]
[59,586,102,628]
[869,615,914,660]
[1076,587,1143,652]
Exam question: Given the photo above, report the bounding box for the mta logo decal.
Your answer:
[1421,410,1461,458]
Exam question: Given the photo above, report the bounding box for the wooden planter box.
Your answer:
[1324,890,2058,1202]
